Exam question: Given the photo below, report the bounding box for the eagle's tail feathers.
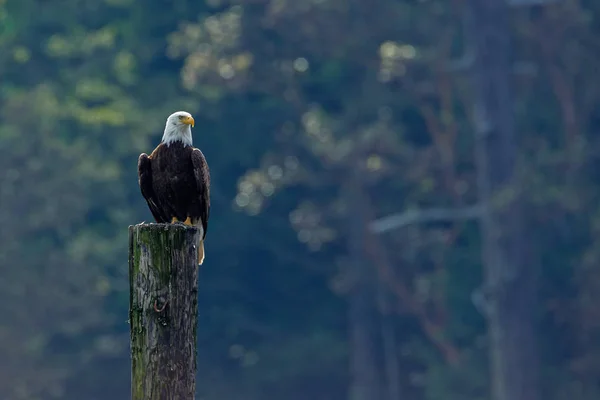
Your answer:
[198,239,205,266]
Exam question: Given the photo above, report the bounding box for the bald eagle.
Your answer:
[137,111,210,265]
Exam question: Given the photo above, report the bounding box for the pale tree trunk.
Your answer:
[465,1,540,400]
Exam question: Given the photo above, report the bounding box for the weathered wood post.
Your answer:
[128,223,200,400]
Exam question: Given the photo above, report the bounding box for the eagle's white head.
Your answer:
[162,111,195,147]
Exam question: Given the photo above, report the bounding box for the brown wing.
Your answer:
[138,153,168,223]
[191,148,210,239]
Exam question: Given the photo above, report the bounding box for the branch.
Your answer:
[369,205,483,234]
[362,195,461,365]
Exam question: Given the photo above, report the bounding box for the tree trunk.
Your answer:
[465,2,540,400]
[379,286,401,400]
[128,223,200,400]
[345,171,384,400]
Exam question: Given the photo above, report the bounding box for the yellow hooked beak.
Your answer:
[182,115,195,127]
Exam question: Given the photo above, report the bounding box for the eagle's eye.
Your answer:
[178,115,185,120]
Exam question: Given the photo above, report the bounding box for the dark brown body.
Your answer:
[138,141,210,263]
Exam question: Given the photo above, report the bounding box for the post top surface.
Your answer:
[129,222,200,233]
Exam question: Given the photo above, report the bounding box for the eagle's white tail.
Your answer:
[198,239,205,266]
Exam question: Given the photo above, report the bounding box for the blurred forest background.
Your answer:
[2,0,600,399]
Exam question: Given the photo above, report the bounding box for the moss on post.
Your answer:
[128,223,200,400]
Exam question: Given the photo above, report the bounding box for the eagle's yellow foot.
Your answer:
[170,217,186,226]
[171,217,194,226]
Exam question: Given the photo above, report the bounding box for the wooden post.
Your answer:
[128,223,200,400]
